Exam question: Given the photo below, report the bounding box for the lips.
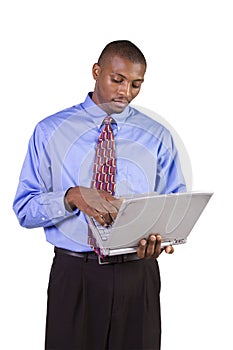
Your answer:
[112,99,129,107]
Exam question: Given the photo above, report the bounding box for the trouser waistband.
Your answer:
[54,247,140,264]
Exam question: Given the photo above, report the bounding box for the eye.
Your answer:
[132,82,142,89]
[112,78,123,84]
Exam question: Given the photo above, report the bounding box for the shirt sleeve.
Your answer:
[13,123,79,229]
[155,130,187,194]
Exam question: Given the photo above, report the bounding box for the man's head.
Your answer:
[92,40,147,115]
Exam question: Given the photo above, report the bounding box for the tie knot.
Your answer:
[103,116,115,125]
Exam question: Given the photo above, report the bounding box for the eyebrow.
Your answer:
[111,72,144,82]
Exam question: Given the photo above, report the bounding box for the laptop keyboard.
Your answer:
[92,218,111,241]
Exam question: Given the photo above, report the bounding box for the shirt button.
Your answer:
[58,210,62,216]
[42,217,45,221]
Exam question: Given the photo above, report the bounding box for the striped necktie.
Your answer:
[88,116,117,253]
[91,116,116,195]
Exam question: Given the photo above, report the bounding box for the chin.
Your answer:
[100,101,127,115]
[109,102,128,114]
[111,107,125,114]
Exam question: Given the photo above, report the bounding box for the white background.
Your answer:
[1,0,232,349]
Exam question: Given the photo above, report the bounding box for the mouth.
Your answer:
[112,99,129,108]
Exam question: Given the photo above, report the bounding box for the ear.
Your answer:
[92,63,101,80]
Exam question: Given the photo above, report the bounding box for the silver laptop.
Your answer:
[86,191,213,256]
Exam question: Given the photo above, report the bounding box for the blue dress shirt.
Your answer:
[13,93,186,252]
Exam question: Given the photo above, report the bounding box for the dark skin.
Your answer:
[65,55,174,259]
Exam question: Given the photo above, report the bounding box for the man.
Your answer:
[13,40,186,349]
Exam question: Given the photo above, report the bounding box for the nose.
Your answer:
[118,81,132,99]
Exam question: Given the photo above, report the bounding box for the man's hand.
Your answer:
[64,186,122,226]
[137,234,174,259]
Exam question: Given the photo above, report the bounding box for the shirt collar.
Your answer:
[80,92,130,131]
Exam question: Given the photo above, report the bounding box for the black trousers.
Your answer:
[45,250,161,350]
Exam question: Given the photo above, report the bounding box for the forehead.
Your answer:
[102,55,146,80]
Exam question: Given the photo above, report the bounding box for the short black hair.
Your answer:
[97,40,147,68]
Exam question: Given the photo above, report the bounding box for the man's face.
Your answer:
[92,55,146,115]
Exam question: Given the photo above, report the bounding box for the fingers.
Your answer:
[91,210,114,227]
[137,235,175,259]
[65,186,122,226]
[87,192,122,226]
[98,190,123,216]
[146,235,161,257]
[164,245,174,254]
[137,234,162,259]
[137,239,147,259]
